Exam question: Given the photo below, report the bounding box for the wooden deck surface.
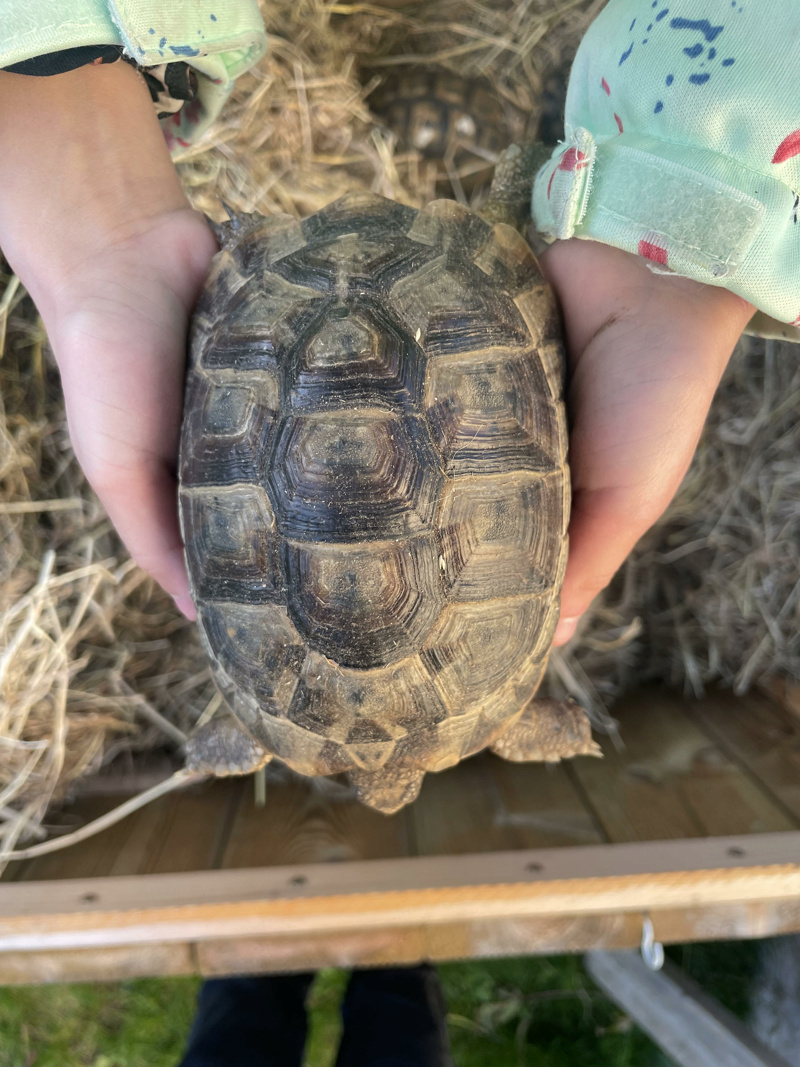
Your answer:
[1,686,798,983]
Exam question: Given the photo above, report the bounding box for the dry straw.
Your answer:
[0,0,797,863]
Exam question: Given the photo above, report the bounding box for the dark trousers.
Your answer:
[178,963,453,1067]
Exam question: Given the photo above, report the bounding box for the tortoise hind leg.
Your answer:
[348,766,425,814]
[490,698,601,763]
[185,716,274,776]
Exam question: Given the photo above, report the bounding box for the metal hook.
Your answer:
[640,914,664,971]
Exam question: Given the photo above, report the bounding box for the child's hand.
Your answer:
[0,62,217,619]
[539,239,756,645]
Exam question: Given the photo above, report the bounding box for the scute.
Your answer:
[421,597,548,711]
[283,535,445,668]
[180,191,576,813]
[288,302,424,412]
[269,410,444,541]
[286,649,448,745]
[424,351,560,475]
[437,472,565,600]
[180,485,280,604]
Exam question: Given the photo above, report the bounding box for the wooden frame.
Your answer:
[586,951,793,1067]
[1,687,799,984]
[0,832,799,984]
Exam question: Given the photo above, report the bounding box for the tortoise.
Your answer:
[178,146,599,815]
[368,68,525,195]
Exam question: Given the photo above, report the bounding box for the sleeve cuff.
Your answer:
[0,1,267,150]
[3,44,123,75]
[532,130,800,341]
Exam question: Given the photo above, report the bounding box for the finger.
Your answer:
[90,453,196,621]
[540,240,755,645]
[54,291,195,616]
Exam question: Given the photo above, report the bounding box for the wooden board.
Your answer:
[409,751,604,856]
[6,780,241,883]
[568,689,799,842]
[0,833,799,984]
[221,775,412,869]
[586,951,792,1067]
[689,690,800,823]
[1,687,799,982]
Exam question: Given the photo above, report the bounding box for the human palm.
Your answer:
[538,238,755,644]
[51,210,216,617]
[0,63,216,618]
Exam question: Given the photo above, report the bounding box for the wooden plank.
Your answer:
[6,780,242,882]
[221,771,412,868]
[5,898,800,986]
[569,689,797,842]
[689,690,800,823]
[0,832,798,953]
[6,795,136,883]
[196,898,800,978]
[411,751,603,855]
[585,951,792,1067]
[0,942,195,986]
[132,779,242,875]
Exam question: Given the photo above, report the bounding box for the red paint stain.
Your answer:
[638,239,668,265]
[601,77,611,95]
[772,129,800,164]
[614,113,624,134]
[559,147,587,172]
[546,148,588,199]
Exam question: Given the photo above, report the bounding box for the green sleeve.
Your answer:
[0,0,267,148]
[532,0,800,341]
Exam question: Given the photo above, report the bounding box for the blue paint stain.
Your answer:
[138,45,145,53]
[722,57,735,66]
[656,8,669,20]
[148,27,155,34]
[666,73,674,85]
[654,101,664,113]
[642,38,648,44]
[670,18,724,42]
[689,72,711,84]
[647,23,653,30]
[630,18,636,30]
[619,41,634,65]
[170,44,201,56]
[708,47,717,59]
[210,12,217,19]
[683,43,703,58]
[159,36,166,48]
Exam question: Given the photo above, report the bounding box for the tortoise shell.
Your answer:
[179,192,578,813]
[369,69,520,192]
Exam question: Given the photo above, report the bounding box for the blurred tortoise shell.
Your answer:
[369,68,524,192]
[179,192,597,814]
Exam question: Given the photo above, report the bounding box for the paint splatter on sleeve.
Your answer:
[531,0,800,338]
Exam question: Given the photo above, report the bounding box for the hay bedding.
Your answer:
[1,0,798,861]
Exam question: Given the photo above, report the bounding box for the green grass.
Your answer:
[0,944,762,1066]
[0,977,202,1067]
